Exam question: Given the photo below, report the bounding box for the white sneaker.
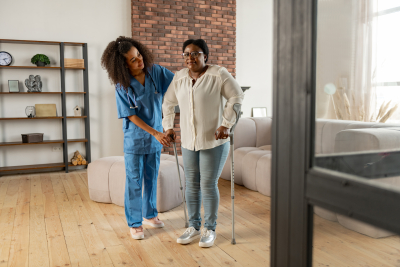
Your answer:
[177,227,201,244]
[199,228,216,248]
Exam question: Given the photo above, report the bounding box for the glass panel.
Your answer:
[314,0,400,192]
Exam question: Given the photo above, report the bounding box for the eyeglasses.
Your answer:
[182,52,204,58]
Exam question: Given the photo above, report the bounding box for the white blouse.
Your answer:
[162,65,244,151]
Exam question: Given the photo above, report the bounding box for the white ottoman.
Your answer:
[88,154,185,212]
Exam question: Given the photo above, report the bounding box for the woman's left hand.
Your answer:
[215,126,229,140]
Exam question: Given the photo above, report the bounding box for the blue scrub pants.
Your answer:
[181,142,230,231]
[124,151,161,228]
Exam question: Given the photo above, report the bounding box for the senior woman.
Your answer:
[162,39,244,248]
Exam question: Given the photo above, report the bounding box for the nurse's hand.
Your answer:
[215,126,229,140]
[154,131,171,147]
[165,129,176,144]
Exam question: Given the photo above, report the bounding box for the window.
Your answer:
[373,1,400,122]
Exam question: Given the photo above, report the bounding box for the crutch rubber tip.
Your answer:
[231,239,236,245]
[185,222,189,228]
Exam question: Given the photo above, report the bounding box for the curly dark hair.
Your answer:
[101,36,154,90]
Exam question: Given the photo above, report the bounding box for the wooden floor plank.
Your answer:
[99,203,156,267]
[160,210,234,267]
[0,178,10,208]
[50,173,92,267]
[8,177,31,267]
[0,178,20,267]
[41,175,72,267]
[106,244,136,267]
[61,174,113,266]
[29,205,50,267]
[69,173,121,247]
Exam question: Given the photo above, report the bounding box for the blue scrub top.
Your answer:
[115,64,174,154]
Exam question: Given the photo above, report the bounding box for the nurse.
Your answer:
[101,36,174,240]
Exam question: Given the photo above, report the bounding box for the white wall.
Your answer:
[0,0,131,167]
[236,0,273,117]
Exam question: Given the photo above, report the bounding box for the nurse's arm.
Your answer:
[128,115,171,147]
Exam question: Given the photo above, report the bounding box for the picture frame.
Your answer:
[8,80,19,93]
[252,107,267,117]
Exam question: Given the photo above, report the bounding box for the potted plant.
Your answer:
[31,54,50,67]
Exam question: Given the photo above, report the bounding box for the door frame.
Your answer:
[271,0,400,266]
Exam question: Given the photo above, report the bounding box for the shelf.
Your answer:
[0,92,62,94]
[0,162,66,172]
[0,66,61,70]
[0,139,87,147]
[69,162,89,167]
[0,39,60,45]
[0,92,86,94]
[0,66,85,70]
[0,116,87,120]
[0,38,91,174]
[0,117,62,120]
[0,39,85,46]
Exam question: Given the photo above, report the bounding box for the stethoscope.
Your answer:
[127,73,158,109]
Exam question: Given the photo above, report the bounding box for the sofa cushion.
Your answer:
[242,150,271,191]
[233,118,257,149]
[337,215,393,238]
[220,147,261,182]
[249,117,272,148]
[314,207,338,222]
[335,128,400,153]
[88,156,185,212]
[258,145,271,151]
[88,156,123,203]
[256,153,272,196]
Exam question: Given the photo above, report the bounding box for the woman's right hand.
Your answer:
[154,131,171,147]
[165,129,176,144]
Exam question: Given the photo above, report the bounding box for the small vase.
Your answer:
[36,62,46,67]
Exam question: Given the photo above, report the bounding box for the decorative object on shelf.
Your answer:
[0,51,12,66]
[71,150,87,166]
[31,54,50,67]
[25,106,36,118]
[35,104,57,117]
[8,80,19,92]
[251,107,267,117]
[25,75,42,92]
[21,133,43,143]
[241,86,251,93]
[65,58,84,68]
[74,105,82,116]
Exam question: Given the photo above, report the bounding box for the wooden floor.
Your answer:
[0,171,399,267]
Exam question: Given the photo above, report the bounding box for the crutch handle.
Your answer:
[229,103,242,141]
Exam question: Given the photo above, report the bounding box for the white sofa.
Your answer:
[220,117,273,196]
[88,154,185,213]
[221,117,400,238]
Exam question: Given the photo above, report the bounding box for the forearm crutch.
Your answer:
[171,136,189,228]
[230,103,242,245]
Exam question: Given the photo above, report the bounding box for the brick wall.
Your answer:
[132,0,236,155]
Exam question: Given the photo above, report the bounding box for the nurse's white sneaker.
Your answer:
[130,226,144,240]
[143,216,165,228]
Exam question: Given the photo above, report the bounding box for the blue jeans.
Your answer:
[124,151,160,228]
[182,142,230,231]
